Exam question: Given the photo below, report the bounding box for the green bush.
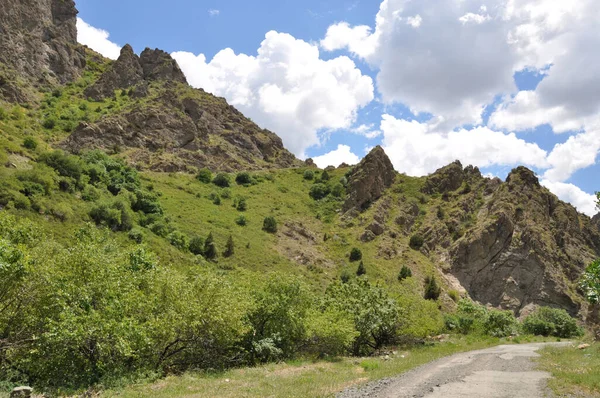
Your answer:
[424,276,441,301]
[304,309,357,357]
[303,170,314,180]
[236,197,247,211]
[320,170,330,181]
[349,247,362,262]
[356,261,366,276]
[204,232,218,260]
[309,183,330,200]
[263,216,278,233]
[213,173,231,188]
[189,236,204,255]
[128,228,144,244]
[89,200,133,231]
[223,235,234,258]
[235,215,248,226]
[168,230,188,251]
[484,309,518,337]
[39,151,83,181]
[42,116,57,129]
[522,307,582,338]
[22,137,38,150]
[409,235,424,250]
[398,265,412,281]
[235,172,252,185]
[331,183,345,198]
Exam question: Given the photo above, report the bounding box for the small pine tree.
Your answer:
[424,276,441,300]
[204,232,218,260]
[223,235,235,258]
[398,265,412,281]
[263,216,278,233]
[236,197,247,211]
[321,170,330,181]
[356,261,366,276]
[349,247,362,262]
[340,270,351,283]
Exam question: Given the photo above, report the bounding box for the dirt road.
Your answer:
[337,342,570,398]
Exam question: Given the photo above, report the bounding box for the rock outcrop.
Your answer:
[343,146,395,212]
[422,161,482,194]
[593,213,600,230]
[0,0,85,86]
[449,166,600,316]
[85,45,187,100]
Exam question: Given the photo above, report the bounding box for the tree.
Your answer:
[320,170,330,181]
[212,173,231,188]
[189,236,204,255]
[303,170,314,180]
[409,235,424,250]
[196,168,212,183]
[581,259,600,303]
[235,215,248,226]
[204,232,218,260]
[263,216,278,233]
[424,276,441,300]
[223,235,234,258]
[235,172,252,185]
[349,247,362,262]
[309,183,330,200]
[398,265,412,281]
[331,183,345,198]
[236,197,247,211]
[356,261,366,276]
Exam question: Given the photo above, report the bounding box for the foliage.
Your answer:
[309,183,330,200]
[331,183,345,198]
[213,173,231,188]
[235,215,248,226]
[423,276,441,300]
[409,235,424,250]
[22,137,38,150]
[236,197,248,211]
[235,172,252,185]
[168,230,188,251]
[189,236,204,256]
[398,265,412,281]
[304,309,357,357]
[522,307,582,338]
[483,309,519,337]
[89,199,134,231]
[128,228,144,244]
[349,247,362,262]
[224,235,235,258]
[204,232,218,260]
[320,170,330,181]
[303,170,314,181]
[263,216,278,233]
[356,261,366,276]
[580,259,600,303]
[196,168,213,184]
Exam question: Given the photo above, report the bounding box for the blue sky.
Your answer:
[75,0,599,216]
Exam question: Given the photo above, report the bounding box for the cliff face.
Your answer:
[0,0,85,87]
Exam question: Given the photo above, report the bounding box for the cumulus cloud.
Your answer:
[173,31,374,157]
[312,144,361,168]
[76,18,121,60]
[380,114,549,176]
[208,9,220,17]
[541,180,598,217]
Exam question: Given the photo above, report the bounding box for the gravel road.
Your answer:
[337,342,571,398]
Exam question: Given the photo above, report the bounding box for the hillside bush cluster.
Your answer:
[304,168,347,202]
[0,214,447,392]
[444,299,582,338]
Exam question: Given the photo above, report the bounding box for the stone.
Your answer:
[578,344,590,350]
[10,386,32,398]
[85,44,144,100]
[368,221,385,236]
[360,230,376,242]
[343,146,395,212]
[139,48,188,84]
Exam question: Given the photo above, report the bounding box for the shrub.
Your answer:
[409,235,424,250]
[213,195,221,205]
[309,183,330,200]
[424,276,441,300]
[39,151,83,181]
[22,137,38,150]
[204,232,218,260]
[221,188,232,199]
[168,230,188,251]
[331,183,345,198]
[522,307,582,338]
[483,310,519,337]
[223,235,234,258]
[128,228,144,244]
[235,172,252,185]
[303,170,314,180]
[448,289,460,302]
[149,221,170,237]
[320,170,330,181]
[42,116,57,129]
[398,265,412,281]
[349,247,362,262]
[340,270,351,283]
[196,168,212,183]
[213,173,231,188]
[89,200,133,231]
[263,216,277,233]
[236,197,247,211]
[189,236,204,255]
[0,106,7,120]
[356,261,366,276]
[304,309,357,357]
[235,215,248,226]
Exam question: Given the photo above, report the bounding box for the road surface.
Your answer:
[337,342,570,398]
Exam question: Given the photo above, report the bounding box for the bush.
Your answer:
[424,276,441,300]
[236,197,247,211]
[522,307,582,338]
[263,216,277,233]
[128,228,144,244]
[304,309,357,357]
[235,172,252,185]
[320,170,330,181]
[213,173,231,188]
[331,183,345,198]
[356,261,366,276]
[168,230,188,251]
[235,215,248,226]
[204,232,218,260]
[349,248,362,262]
[22,137,38,150]
[89,200,133,231]
[483,309,519,337]
[42,116,57,129]
[398,265,412,281]
[303,170,314,181]
[448,289,460,302]
[309,183,330,200]
[196,168,212,183]
[189,236,204,255]
[223,235,234,258]
[409,235,424,250]
[39,151,83,181]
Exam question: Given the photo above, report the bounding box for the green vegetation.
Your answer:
[522,307,583,338]
[581,259,600,303]
[356,261,366,276]
[409,234,424,250]
[196,168,212,183]
[349,247,362,262]
[263,216,278,233]
[213,172,231,187]
[424,275,441,300]
[398,265,412,281]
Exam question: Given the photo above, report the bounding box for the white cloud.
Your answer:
[350,124,382,139]
[76,18,121,60]
[380,114,549,176]
[458,12,491,25]
[208,9,220,17]
[312,145,360,168]
[541,180,598,217]
[173,31,374,157]
[406,15,422,28]
[320,22,378,58]
[543,125,600,182]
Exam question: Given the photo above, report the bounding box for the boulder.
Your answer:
[10,386,32,398]
[139,48,188,84]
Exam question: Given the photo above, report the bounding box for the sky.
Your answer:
[75,0,599,216]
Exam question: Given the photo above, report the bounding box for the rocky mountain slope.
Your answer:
[0,0,598,322]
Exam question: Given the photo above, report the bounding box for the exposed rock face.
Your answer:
[64,86,300,171]
[343,146,395,212]
[449,166,600,316]
[85,45,187,100]
[0,0,85,86]
[422,161,482,194]
[84,44,144,100]
[593,213,600,230]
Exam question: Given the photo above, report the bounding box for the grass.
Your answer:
[538,341,600,397]
[103,335,555,398]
